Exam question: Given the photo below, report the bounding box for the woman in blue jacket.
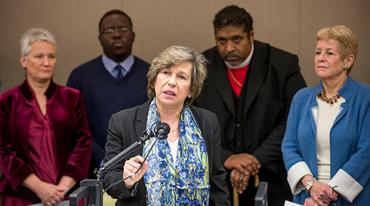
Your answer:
[282,25,370,206]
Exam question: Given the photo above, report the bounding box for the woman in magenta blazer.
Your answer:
[0,28,92,206]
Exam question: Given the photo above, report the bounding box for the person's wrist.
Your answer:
[303,177,316,192]
[33,181,47,198]
[27,176,45,195]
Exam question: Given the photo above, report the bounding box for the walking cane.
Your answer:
[233,174,260,206]
[233,187,240,206]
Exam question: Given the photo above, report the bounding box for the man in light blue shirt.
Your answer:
[67,9,149,178]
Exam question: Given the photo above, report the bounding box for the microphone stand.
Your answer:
[69,130,155,206]
[96,130,154,181]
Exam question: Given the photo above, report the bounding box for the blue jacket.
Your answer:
[282,77,370,205]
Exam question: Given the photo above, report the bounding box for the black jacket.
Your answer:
[103,100,230,206]
[195,41,306,205]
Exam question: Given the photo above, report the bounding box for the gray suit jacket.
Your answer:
[103,100,230,206]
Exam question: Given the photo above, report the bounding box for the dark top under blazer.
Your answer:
[103,100,230,206]
[196,41,307,205]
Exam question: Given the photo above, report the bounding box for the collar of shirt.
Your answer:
[225,42,254,69]
[101,54,135,76]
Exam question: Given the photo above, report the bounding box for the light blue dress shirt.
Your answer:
[101,54,134,78]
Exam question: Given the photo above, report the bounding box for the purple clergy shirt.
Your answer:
[0,80,92,205]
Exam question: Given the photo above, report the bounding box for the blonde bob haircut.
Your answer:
[147,45,207,104]
[316,25,358,73]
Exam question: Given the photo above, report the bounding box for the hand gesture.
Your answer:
[123,155,149,188]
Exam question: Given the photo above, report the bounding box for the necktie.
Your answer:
[114,65,124,79]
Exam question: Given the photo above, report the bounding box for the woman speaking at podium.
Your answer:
[103,46,230,206]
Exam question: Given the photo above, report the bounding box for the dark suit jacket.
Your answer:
[102,100,230,206]
[195,41,306,206]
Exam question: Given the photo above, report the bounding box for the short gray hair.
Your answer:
[147,45,207,104]
[20,28,56,57]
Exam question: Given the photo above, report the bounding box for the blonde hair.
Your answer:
[147,46,207,104]
[316,25,358,73]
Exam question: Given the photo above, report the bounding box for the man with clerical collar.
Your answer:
[67,9,149,178]
[195,5,307,206]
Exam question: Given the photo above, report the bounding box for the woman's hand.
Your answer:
[304,197,324,206]
[308,181,337,206]
[301,175,337,206]
[123,155,149,188]
[36,181,65,206]
[23,173,64,205]
[57,175,76,197]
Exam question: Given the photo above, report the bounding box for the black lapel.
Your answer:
[208,52,236,116]
[135,100,151,149]
[243,41,269,115]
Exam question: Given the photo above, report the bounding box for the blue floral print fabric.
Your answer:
[143,99,210,205]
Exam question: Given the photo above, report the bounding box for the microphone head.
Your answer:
[155,122,170,140]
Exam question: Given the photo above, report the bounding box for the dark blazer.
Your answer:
[195,41,306,205]
[102,100,230,206]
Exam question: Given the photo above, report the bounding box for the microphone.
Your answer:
[141,122,170,162]
[133,122,169,174]
[98,122,170,180]
[102,122,170,193]
[153,122,170,140]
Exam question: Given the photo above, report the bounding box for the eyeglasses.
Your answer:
[101,26,131,35]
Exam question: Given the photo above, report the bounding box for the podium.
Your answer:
[69,179,103,206]
[255,182,268,206]
[69,130,158,205]
[70,180,268,205]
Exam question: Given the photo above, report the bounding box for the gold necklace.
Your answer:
[317,90,341,105]
[227,69,243,87]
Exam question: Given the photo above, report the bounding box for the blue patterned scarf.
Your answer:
[143,99,210,205]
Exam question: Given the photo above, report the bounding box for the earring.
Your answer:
[187,91,192,98]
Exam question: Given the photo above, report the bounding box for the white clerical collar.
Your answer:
[225,42,254,69]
